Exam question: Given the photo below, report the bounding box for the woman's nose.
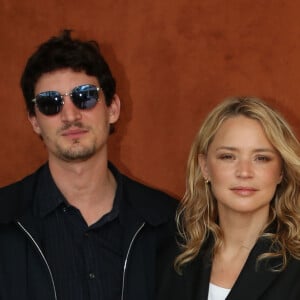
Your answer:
[235,159,254,178]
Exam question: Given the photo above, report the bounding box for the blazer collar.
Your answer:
[227,237,283,300]
[183,236,283,300]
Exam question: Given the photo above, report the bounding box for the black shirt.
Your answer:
[33,164,123,300]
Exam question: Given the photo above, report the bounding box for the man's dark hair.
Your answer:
[21,29,116,116]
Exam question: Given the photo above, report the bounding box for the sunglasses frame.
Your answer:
[32,84,101,116]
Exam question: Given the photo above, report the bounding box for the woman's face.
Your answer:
[199,116,282,219]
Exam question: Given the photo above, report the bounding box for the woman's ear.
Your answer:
[198,153,209,180]
[278,170,283,185]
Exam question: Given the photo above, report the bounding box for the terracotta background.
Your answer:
[0,0,299,199]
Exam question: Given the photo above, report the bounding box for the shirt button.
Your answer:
[89,272,96,279]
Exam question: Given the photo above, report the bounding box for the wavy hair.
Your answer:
[175,96,300,273]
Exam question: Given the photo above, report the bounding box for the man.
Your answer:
[0,30,177,300]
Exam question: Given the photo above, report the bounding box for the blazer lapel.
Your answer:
[227,238,282,300]
[183,242,212,300]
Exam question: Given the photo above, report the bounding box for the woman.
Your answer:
[157,97,300,300]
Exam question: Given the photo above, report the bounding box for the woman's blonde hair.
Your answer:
[175,96,300,272]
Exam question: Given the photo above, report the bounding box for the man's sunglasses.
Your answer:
[32,84,101,116]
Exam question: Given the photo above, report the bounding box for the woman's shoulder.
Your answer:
[156,237,213,300]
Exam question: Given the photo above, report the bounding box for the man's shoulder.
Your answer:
[0,165,44,195]
[0,165,45,222]
[122,174,178,207]
[120,173,179,225]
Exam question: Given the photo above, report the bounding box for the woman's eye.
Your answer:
[219,154,234,160]
[255,156,271,162]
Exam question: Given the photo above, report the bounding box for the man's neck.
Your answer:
[48,156,117,226]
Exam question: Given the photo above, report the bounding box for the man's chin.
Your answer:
[56,146,96,162]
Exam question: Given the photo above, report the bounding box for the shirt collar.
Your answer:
[34,162,122,219]
[33,163,64,218]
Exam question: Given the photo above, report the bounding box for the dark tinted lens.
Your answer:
[35,91,63,116]
[71,84,99,109]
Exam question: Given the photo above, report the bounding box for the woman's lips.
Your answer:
[230,187,258,196]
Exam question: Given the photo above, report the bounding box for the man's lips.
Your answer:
[61,128,88,138]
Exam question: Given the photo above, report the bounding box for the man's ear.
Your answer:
[108,94,121,124]
[28,113,42,135]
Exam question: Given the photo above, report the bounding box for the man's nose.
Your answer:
[60,96,82,123]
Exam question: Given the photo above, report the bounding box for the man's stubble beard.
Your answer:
[55,121,98,162]
[55,138,97,162]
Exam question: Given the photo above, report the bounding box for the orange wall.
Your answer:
[0,1,299,199]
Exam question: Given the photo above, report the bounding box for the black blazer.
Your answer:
[157,237,300,300]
